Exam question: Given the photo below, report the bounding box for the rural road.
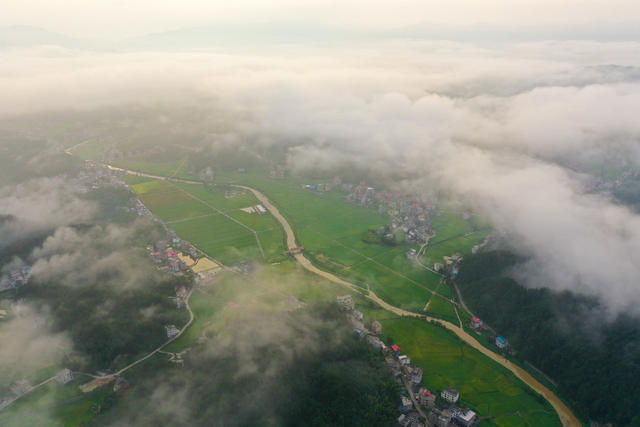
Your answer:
[0,288,196,413]
[65,165,579,426]
[105,165,200,185]
[238,184,581,427]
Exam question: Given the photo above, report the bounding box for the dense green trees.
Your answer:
[458,251,640,426]
[94,304,400,426]
[18,275,191,371]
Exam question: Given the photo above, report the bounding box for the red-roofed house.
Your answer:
[391,344,400,353]
[371,320,382,335]
[418,388,436,408]
[471,317,484,329]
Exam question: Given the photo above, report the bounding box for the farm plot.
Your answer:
[221,175,450,312]
[349,261,432,312]
[132,181,284,264]
[425,294,459,324]
[169,214,259,264]
[430,212,475,242]
[133,181,211,222]
[211,173,489,314]
[371,249,441,288]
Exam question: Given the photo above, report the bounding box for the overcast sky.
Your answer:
[2,0,640,40]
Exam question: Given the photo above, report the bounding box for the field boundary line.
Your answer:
[165,213,218,224]
[241,184,581,427]
[169,183,265,259]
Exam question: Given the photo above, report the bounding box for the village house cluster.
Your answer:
[150,237,223,284]
[471,235,491,255]
[434,253,463,277]
[75,160,127,192]
[149,239,191,275]
[468,315,509,353]
[301,178,438,245]
[428,405,477,427]
[131,199,151,217]
[148,237,223,338]
[0,266,31,292]
[336,296,478,427]
[378,196,436,245]
[442,256,511,355]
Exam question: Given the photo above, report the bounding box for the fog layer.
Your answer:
[2,41,640,314]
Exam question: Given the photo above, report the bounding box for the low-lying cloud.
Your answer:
[0,177,97,249]
[29,221,162,289]
[2,40,640,315]
[0,302,73,383]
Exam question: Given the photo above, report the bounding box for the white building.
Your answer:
[455,408,477,426]
[336,295,355,311]
[496,336,508,349]
[165,325,180,338]
[56,368,74,385]
[441,387,460,403]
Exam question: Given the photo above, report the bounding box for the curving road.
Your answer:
[237,184,581,427]
[0,289,196,413]
[62,165,579,426]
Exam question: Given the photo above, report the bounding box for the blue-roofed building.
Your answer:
[496,336,508,349]
[398,395,413,412]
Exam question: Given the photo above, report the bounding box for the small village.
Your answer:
[0,265,31,293]
[0,161,514,423]
[300,178,438,246]
[336,295,478,427]
[74,160,127,191]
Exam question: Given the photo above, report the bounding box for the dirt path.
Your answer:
[0,286,197,413]
[238,184,581,427]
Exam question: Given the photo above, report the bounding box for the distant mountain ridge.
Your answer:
[2,21,640,51]
[0,25,98,48]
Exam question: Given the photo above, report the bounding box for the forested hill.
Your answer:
[458,251,640,426]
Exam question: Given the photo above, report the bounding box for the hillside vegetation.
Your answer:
[458,251,640,425]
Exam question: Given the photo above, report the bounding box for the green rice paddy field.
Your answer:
[122,162,483,313]
[122,168,560,427]
[425,294,460,324]
[147,263,560,427]
[380,317,560,426]
[215,172,455,312]
[129,179,285,265]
